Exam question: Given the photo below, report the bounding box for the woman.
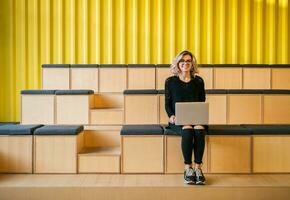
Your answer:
[165,50,206,185]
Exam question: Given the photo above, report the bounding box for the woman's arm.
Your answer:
[199,77,206,102]
[165,78,175,118]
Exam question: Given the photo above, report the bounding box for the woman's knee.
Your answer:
[194,125,205,130]
[182,125,193,130]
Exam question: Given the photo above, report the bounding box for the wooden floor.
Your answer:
[0,174,290,200]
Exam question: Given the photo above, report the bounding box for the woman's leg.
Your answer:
[193,125,205,169]
[181,125,194,169]
[193,125,206,184]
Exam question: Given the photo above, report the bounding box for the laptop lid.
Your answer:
[175,102,209,125]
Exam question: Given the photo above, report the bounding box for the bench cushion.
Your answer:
[123,90,158,95]
[42,64,70,68]
[70,64,98,68]
[21,90,56,95]
[156,64,170,68]
[34,125,84,135]
[262,90,290,94]
[164,128,180,136]
[121,125,164,135]
[208,125,251,135]
[227,90,263,94]
[55,90,94,95]
[0,124,43,135]
[99,64,127,68]
[128,64,155,68]
[243,125,290,135]
[205,89,227,94]
[0,122,19,126]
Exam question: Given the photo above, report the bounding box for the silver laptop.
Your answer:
[175,102,209,125]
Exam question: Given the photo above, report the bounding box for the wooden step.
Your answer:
[90,108,124,125]
[0,174,290,200]
[78,147,120,173]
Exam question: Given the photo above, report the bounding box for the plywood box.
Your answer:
[122,136,164,173]
[128,66,156,89]
[34,132,83,173]
[0,135,32,173]
[21,94,55,124]
[208,136,251,173]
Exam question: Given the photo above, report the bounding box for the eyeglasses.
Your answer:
[179,59,192,64]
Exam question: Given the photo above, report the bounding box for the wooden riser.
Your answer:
[78,147,121,173]
[0,174,290,200]
[90,109,124,125]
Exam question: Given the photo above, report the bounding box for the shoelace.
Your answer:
[186,168,194,176]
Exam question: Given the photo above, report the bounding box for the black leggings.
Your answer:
[168,124,206,165]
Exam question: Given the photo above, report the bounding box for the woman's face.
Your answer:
[178,54,192,73]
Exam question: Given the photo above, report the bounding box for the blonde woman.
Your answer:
[165,50,206,185]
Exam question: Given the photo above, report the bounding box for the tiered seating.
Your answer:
[11,64,290,175]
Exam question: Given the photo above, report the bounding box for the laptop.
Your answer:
[175,102,209,125]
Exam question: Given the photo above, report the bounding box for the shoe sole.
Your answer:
[184,180,195,185]
[195,181,205,185]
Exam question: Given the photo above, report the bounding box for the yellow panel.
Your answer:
[212,0,225,64]
[64,0,75,64]
[252,0,264,64]
[239,0,250,63]
[76,0,88,63]
[277,0,289,63]
[0,0,289,121]
[226,0,238,63]
[52,0,63,63]
[265,0,276,64]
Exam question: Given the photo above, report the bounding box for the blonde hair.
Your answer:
[170,50,198,76]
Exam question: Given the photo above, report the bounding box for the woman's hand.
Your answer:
[169,115,176,124]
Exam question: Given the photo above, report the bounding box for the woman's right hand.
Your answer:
[169,115,176,124]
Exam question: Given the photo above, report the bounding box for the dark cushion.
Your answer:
[55,90,94,95]
[70,64,98,68]
[241,64,269,68]
[0,125,43,135]
[123,90,158,95]
[99,64,127,68]
[164,128,180,136]
[271,64,290,68]
[158,90,165,94]
[206,90,227,94]
[213,64,241,67]
[21,90,56,95]
[0,122,19,126]
[34,125,84,135]
[121,125,164,135]
[242,125,290,135]
[42,64,70,68]
[156,64,170,68]
[208,125,251,135]
[262,90,290,94]
[199,64,213,67]
[227,90,263,94]
[128,64,155,68]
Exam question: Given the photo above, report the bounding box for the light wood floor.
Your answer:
[0,174,290,200]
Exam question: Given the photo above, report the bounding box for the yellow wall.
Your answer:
[0,0,289,121]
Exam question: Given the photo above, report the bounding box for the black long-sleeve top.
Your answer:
[165,75,206,118]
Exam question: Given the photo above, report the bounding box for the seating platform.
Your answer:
[0,174,290,200]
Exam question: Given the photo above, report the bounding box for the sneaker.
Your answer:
[184,167,195,184]
[194,168,206,185]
